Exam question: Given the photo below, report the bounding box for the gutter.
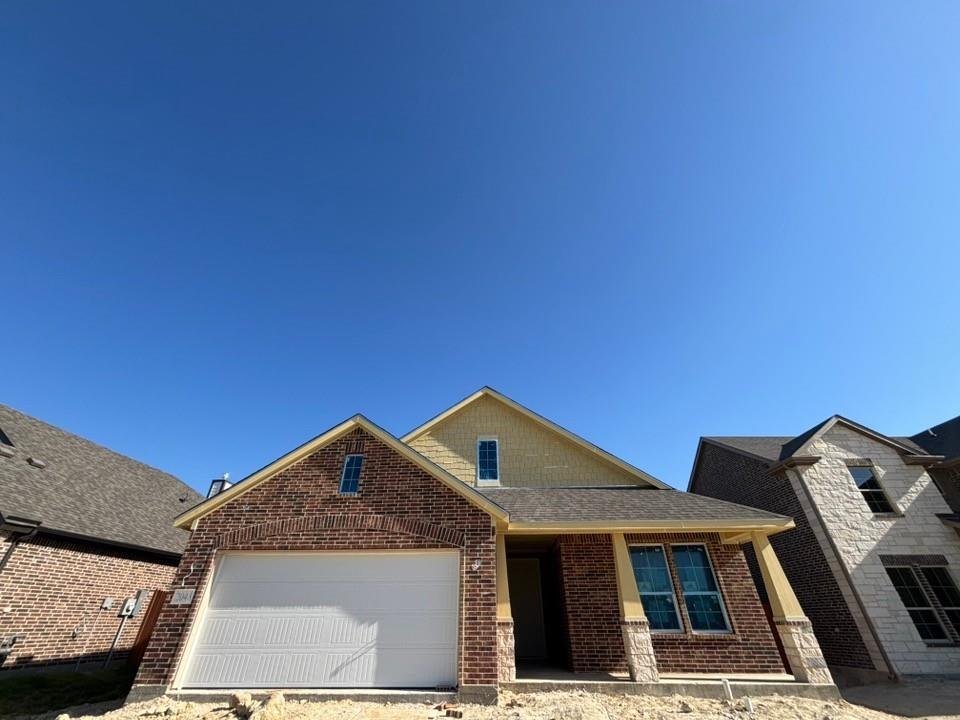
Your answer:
[0,516,41,574]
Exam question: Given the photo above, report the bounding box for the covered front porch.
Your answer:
[494,527,833,688]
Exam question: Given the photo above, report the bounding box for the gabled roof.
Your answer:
[911,415,960,462]
[0,403,202,556]
[700,416,929,466]
[402,387,669,489]
[174,414,509,529]
[480,486,792,531]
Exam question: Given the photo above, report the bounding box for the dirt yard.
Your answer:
[17,688,960,720]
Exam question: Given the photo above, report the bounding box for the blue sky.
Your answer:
[2,2,958,493]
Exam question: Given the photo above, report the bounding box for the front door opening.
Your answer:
[506,535,570,677]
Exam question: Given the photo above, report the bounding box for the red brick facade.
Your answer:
[0,532,177,671]
[134,428,498,690]
[558,533,786,675]
[690,442,877,672]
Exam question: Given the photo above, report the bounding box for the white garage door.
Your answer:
[181,552,459,689]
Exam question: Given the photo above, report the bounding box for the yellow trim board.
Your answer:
[174,415,509,529]
[401,386,669,489]
[505,518,795,535]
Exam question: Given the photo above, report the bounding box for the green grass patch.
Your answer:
[0,666,135,717]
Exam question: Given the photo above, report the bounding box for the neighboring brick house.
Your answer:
[689,415,960,683]
[131,388,832,703]
[0,404,202,672]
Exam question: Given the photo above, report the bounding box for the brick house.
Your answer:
[689,414,960,683]
[0,404,202,672]
[131,388,831,702]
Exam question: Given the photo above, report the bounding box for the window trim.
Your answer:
[670,543,733,635]
[628,543,684,634]
[845,463,898,515]
[338,453,364,495]
[476,436,500,487]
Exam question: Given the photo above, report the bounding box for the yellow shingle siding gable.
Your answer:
[407,394,640,488]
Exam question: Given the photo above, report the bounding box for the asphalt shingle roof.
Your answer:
[706,432,927,463]
[478,486,789,524]
[0,404,202,556]
[911,415,960,461]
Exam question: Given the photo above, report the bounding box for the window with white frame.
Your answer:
[339,454,364,494]
[629,546,682,631]
[847,465,895,513]
[476,437,499,485]
[673,545,731,632]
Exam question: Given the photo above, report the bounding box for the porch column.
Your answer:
[495,532,516,682]
[611,533,658,682]
[751,531,833,685]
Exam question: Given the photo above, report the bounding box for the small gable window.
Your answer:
[477,438,499,485]
[848,466,894,513]
[339,454,364,495]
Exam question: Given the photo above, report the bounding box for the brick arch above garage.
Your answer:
[217,512,467,549]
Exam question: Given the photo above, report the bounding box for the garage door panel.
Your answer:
[197,611,456,649]
[214,554,458,583]
[183,553,459,689]
[210,580,457,611]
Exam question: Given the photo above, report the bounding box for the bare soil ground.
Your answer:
[18,689,960,720]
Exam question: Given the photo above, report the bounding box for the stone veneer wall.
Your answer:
[690,442,881,673]
[799,425,960,674]
[0,532,176,671]
[133,427,498,691]
[557,533,785,674]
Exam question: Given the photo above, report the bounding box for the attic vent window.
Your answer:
[0,427,12,447]
[26,457,46,469]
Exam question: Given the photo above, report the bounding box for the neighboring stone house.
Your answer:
[0,404,202,672]
[910,415,960,519]
[131,388,831,703]
[689,415,960,682]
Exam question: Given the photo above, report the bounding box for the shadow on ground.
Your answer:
[0,666,134,718]
[841,677,960,719]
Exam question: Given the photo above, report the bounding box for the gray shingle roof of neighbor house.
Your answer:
[910,415,960,461]
[478,486,790,525]
[0,403,202,556]
[704,416,929,464]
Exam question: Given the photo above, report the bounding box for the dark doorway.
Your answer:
[506,535,569,673]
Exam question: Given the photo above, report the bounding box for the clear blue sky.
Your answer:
[2,2,958,493]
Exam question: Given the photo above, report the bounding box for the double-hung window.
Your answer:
[847,465,895,514]
[673,545,731,632]
[339,454,364,495]
[629,546,681,631]
[476,437,499,486]
[885,566,949,641]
